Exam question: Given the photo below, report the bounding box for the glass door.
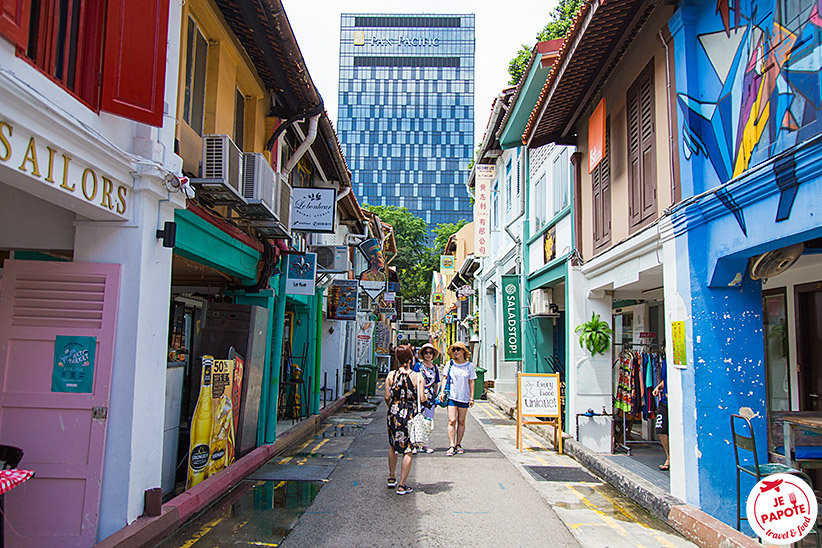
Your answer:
[763,289,790,412]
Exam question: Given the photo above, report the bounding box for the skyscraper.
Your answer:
[338,14,475,232]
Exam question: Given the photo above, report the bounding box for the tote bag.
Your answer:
[408,379,431,447]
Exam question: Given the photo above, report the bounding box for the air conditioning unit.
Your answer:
[530,288,559,317]
[190,135,245,205]
[235,153,276,220]
[250,175,293,239]
[312,245,351,273]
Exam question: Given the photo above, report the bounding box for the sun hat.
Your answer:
[417,343,440,360]
[447,341,471,360]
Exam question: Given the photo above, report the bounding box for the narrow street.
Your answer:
[153,394,697,548]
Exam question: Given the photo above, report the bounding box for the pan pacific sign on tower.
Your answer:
[353,32,440,47]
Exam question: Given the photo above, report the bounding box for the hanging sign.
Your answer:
[543,226,556,264]
[356,312,375,365]
[286,253,317,295]
[440,255,455,273]
[517,372,562,454]
[588,98,606,173]
[432,292,444,305]
[358,238,387,299]
[501,275,522,361]
[51,335,96,393]
[328,280,358,320]
[291,187,336,232]
[474,164,494,257]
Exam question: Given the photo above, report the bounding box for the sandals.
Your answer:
[446,446,455,456]
[387,477,397,488]
[456,445,464,454]
[396,484,414,495]
[658,464,670,471]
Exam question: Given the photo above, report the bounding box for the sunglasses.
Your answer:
[422,350,434,355]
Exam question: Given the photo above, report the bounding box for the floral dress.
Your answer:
[387,369,418,453]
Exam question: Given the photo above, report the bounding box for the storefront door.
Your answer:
[0,260,121,547]
[796,282,822,411]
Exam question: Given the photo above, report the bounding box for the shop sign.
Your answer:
[502,275,522,361]
[543,226,556,264]
[457,285,475,297]
[355,33,440,47]
[747,473,817,544]
[358,238,387,299]
[328,280,358,320]
[672,321,687,366]
[474,164,494,257]
[588,98,606,173]
[517,372,563,454]
[0,119,130,218]
[440,255,455,273]
[51,335,96,393]
[432,292,444,305]
[291,187,336,233]
[356,312,374,365]
[285,253,317,295]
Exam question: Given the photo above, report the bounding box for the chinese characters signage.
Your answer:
[474,164,494,257]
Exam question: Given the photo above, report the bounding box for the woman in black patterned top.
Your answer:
[385,345,426,495]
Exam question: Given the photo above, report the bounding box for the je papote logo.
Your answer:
[746,473,817,544]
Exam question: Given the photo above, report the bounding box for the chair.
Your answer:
[732,415,820,546]
[0,446,23,470]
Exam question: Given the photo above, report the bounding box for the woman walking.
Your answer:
[440,341,477,456]
[385,345,426,494]
[413,343,440,454]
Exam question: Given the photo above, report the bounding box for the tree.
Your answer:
[433,220,468,253]
[507,0,585,86]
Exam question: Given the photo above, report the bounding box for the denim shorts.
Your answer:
[447,399,469,409]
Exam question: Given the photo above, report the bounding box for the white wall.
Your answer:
[0,183,75,250]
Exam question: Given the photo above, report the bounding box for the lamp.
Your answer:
[156,221,176,248]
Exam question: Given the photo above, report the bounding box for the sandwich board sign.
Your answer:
[516,372,562,454]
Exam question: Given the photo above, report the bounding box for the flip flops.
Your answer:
[658,464,670,471]
[396,484,414,495]
[446,446,455,456]
[387,477,397,488]
[456,445,464,454]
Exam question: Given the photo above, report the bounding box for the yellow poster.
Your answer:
[208,358,236,477]
[672,321,687,366]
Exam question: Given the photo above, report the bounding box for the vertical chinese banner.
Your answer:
[474,164,494,257]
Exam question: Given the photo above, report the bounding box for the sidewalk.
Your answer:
[484,390,764,548]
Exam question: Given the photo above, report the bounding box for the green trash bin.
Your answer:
[355,367,371,396]
[474,367,487,399]
[366,365,378,397]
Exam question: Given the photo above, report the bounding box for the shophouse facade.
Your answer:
[338,13,475,232]
[664,0,822,526]
[443,222,476,350]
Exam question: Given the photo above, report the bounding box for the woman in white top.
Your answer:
[439,341,477,456]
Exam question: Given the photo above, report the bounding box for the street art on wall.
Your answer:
[678,0,822,229]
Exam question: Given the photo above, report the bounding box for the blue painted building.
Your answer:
[669,0,822,525]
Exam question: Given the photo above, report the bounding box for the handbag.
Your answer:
[408,377,431,447]
[435,362,452,408]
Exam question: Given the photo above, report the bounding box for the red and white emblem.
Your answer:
[747,473,818,544]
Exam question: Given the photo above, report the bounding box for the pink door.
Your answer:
[0,260,121,547]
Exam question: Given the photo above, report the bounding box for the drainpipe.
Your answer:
[281,113,320,180]
[659,30,676,203]
[265,271,287,444]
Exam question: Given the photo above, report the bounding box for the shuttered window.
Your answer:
[627,61,657,230]
[0,0,169,126]
[592,117,611,252]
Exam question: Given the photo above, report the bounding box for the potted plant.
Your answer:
[575,312,613,356]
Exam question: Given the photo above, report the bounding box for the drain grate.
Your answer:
[247,464,334,482]
[479,418,513,425]
[524,465,601,483]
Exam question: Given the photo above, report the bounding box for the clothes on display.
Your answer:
[613,346,666,453]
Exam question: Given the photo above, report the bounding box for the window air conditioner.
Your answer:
[251,173,293,239]
[190,135,245,205]
[235,153,276,220]
[530,288,559,317]
[312,245,351,273]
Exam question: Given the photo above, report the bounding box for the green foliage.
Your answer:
[433,219,468,253]
[574,312,613,356]
[506,0,586,86]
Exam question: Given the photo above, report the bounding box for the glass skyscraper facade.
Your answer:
[337,13,475,231]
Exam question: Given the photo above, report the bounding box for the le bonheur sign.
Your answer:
[746,473,817,544]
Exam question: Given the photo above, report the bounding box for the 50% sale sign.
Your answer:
[747,473,817,544]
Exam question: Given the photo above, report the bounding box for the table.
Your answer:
[782,415,822,469]
[0,469,34,548]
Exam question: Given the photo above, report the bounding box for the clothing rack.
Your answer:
[612,344,666,455]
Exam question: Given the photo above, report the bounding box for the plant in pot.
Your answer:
[575,312,613,356]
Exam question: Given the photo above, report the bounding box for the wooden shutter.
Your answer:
[592,118,611,251]
[627,61,656,229]
[0,0,30,48]
[101,0,170,126]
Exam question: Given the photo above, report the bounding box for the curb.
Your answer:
[95,394,351,548]
[484,390,764,548]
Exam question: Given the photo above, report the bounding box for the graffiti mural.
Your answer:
[678,0,822,226]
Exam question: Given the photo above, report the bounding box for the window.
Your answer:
[627,61,657,229]
[505,158,512,213]
[233,88,245,150]
[592,118,611,251]
[553,149,569,215]
[533,172,547,231]
[1,0,169,126]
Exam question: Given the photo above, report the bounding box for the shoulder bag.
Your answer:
[435,362,452,408]
[408,376,431,447]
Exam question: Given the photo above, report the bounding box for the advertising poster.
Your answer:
[474,164,494,257]
[229,347,244,447]
[356,312,375,365]
[187,356,213,489]
[51,335,96,393]
[209,358,236,476]
[543,225,556,264]
[291,187,336,232]
[440,255,455,273]
[286,253,317,295]
[358,238,387,299]
[374,321,391,355]
[328,280,358,320]
[672,321,687,366]
[502,275,522,361]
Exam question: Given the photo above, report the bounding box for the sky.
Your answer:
[280,0,558,147]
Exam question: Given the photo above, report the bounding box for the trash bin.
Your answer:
[366,365,378,397]
[474,367,487,399]
[355,367,371,396]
